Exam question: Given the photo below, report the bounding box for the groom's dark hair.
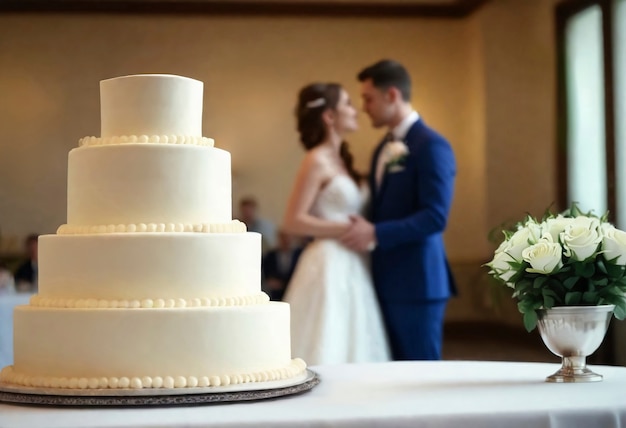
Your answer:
[357,59,412,102]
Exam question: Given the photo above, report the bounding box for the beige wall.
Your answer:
[445,0,560,324]
[480,0,558,232]
[0,2,560,324]
[0,13,476,251]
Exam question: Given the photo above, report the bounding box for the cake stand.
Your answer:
[0,369,319,407]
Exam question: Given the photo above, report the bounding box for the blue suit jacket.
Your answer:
[369,119,457,303]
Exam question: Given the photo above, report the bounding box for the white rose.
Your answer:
[577,215,602,230]
[601,224,626,265]
[600,222,613,234]
[522,234,563,274]
[384,141,409,164]
[494,237,510,255]
[543,215,575,243]
[486,251,518,286]
[560,216,602,261]
[520,217,543,237]
[506,225,542,261]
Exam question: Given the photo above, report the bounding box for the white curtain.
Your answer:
[565,5,606,215]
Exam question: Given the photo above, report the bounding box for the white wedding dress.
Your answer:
[283,174,391,365]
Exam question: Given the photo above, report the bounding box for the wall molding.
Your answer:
[0,0,489,18]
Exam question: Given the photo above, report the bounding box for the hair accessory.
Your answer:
[305,97,326,108]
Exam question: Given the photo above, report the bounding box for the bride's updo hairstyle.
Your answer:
[296,83,361,183]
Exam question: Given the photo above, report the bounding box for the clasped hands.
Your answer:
[339,215,376,252]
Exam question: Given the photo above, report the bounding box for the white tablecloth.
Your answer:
[1,360,625,428]
[0,293,32,370]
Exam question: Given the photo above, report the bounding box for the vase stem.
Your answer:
[547,356,602,383]
[563,356,585,371]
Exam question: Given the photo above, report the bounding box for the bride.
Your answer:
[282,82,391,365]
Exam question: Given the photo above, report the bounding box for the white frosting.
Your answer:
[67,145,232,226]
[7,303,304,389]
[38,233,262,301]
[4,74,307,392]
[100,74,203,138]
[78,135,214,147]
[29,292,269,309]
[56,220,246,235]
[1,359,306,390]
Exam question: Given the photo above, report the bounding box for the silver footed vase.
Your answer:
[536,305,614,383]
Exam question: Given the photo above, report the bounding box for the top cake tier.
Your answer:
[64,73,231,227]
[100,74,203,138]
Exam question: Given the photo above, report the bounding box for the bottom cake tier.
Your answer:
[1,302,306,389]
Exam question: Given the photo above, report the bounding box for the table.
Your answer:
[0,293,33,369]
[0,360,625,427]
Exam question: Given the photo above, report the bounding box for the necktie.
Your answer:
[375,132,394,189]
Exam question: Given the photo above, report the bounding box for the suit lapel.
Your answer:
[404,118,426,144]
[369,136,388,202]
[375,119,426,201]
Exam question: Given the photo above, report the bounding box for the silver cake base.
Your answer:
[0,369,319,407]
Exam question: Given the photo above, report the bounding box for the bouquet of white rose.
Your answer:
[485,203,626,331]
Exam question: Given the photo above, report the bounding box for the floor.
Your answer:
[442,321,559,363]
[442,320,619,366]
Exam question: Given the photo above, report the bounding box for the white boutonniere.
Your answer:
[384,141,409,173]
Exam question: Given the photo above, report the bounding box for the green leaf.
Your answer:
[573,262,583,276]
[565,291,582,305]
[586,278,597,292]
[614,303,626,320]
[523,310,538,332]
[596,258,608,274]
[570,202,582,217]
[563,276,580,290]
[542,288,559,298]
[581,263,595,278]
[532,299,544,309]
[601,286,626,298]
[518,295,539,311]
[543,295,555,309]
[517,300,530,313]
[548,281,567,297]
[559,264,572,273]
[533,276,549,289]
[559,265,572,273]
[582,291,598,304]
[601,294,624,306]
[594,278,608,286]
[506,259,524,270]
[515,286,531,296]
[606,263,626,279]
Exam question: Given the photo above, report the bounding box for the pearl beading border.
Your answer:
[78,135,214,147]
[29,293,270,309]
[0,359,307,390]
[57,220,247,235]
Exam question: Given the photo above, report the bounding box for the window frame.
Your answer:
[556,0,617,220]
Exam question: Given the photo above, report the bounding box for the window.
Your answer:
[564,5,606,214]
[556,0,621,224]
[557,0,625,366]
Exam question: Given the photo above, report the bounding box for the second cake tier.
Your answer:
[67,144,232,226]
[37,232,262,304]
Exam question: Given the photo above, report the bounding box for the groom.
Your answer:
[341,59,457,361]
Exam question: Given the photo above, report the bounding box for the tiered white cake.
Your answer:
[0,74,306,390]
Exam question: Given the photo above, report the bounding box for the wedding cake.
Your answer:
[0,74,306,390]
